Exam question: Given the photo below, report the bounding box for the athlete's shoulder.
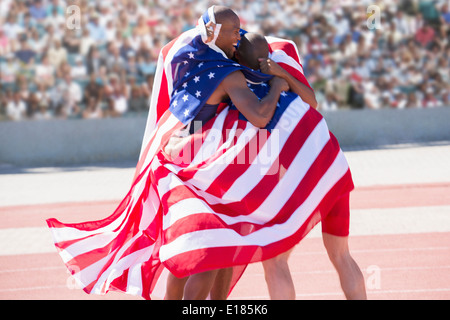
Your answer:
[222,70,247,87]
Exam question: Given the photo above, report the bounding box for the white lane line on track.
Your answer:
[291,246,450,256]
[230,288,450,300]
[1,206,450,256]
[242,265,450,277]
[2,285,450,298]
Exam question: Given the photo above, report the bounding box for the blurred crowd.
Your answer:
[0,0,449,121]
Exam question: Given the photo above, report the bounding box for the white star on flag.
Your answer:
[198,62,204,68]
[193,76,200,83]
[281,91,287,97]
[182,83,188,88]
[183,109,189,117]
[183,60,188,65]
[195,90,201,98]
[182,94,189,102]
[208,72,215,79]
[188,52,195,59]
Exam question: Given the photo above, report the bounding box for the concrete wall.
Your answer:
[322,107,450,149]
[1,108,449,167]
[0,116,147,166]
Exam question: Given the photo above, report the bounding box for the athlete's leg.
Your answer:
[165,273,189,300]
[183,270,219,300]
[321,193,366,299]
[262,248,295,300]
[322,232,367,299]
[210,268,233,300]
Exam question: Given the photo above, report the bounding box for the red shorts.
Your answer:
[321,193,350,237]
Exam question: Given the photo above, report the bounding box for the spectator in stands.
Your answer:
[0,28,11,56]
[62,28,81,54]
[85,45,104,75]
[71,56,88,80]
[415,22,436,47]
[406,91,421,108]
[364,84,381,109]
[41,24,59,50]
[128,85,148,113]
[33,101,52,120]
[34,54,55,87]
[57,74,82,117]
[134,15,151,37]
[141,74,154,101]
[120,37,135,61]
[441,3,450,24]
[104,74,128,116]
[0,88,12,119]
[28,0,47,22]
[117,9,132,39]
[320,93,339,111]
[419,0,441,27]
[46,0,65,16]
[26,92,40,118]
[83,72,104,107]
[1,0,449,123]
[98,3,114,28]
[35,83,52,110]
[2,14,24,41]
[104,20,117,43]
[15,36,36,65]
[82,96,103,119]
[78,28,95,56]
[87,13,107,45]
[28,27,46,58]
[44,7,65,31]
[137,54,156,77]
[422,87,442,108]
[0,53,18,85]
[47,39,67,68]
[125,52,139,78]
[104,44,126,71]
[6,91,27,121]
[392,91,408,109]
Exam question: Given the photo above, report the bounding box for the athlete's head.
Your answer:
[214,6,241,59]
[235,32,269,70]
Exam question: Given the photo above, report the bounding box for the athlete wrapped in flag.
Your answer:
[46,6,362,300]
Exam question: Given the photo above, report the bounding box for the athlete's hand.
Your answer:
[164,135,189,160]
[270,76,289,93]
[258,58,286,78]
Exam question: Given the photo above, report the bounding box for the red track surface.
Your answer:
[1,183,450,300]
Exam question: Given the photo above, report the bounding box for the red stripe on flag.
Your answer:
[207,107,321,213]
[278,62,313,90]
[269,40,300,65]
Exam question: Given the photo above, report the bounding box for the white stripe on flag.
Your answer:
[159,150,349,262]
[222,99,309,200]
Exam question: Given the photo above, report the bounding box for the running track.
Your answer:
[1,144,449,299]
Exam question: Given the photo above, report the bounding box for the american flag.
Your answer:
[46,8,354,300]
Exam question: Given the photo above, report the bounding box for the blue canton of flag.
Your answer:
[230,81,298,132]
[168,34,272,125]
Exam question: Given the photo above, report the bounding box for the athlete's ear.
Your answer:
[205,21,216,43]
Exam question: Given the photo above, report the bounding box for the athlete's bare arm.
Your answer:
[259,58,318,109]
[206,71,288,128]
